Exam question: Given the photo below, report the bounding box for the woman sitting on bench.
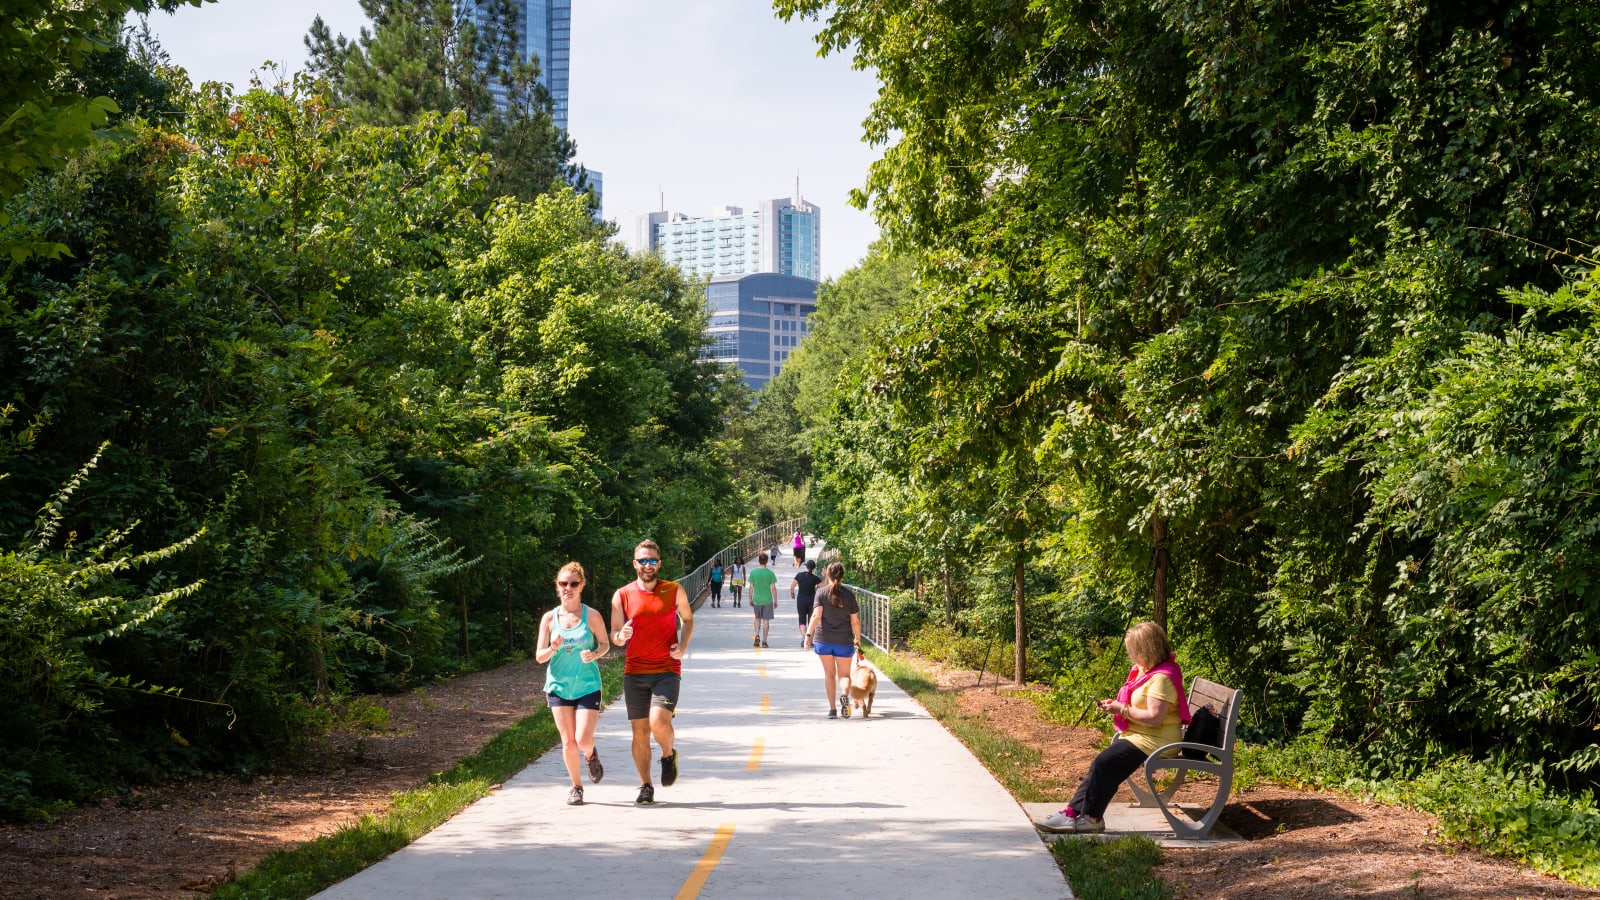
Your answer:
[1040,621,1191,834]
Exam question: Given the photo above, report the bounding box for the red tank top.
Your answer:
[617,579,681,675]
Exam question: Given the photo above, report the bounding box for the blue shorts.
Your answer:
[547,689,601,710]
[813,640,855,658]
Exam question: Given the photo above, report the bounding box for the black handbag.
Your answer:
[1181,704,1222,760]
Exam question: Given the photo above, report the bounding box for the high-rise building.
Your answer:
[703,273,819,391]
[464,0,571,132]
[639,197,821,281]
[463,1,600,212]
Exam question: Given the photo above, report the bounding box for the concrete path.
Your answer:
[315,546,1072,899]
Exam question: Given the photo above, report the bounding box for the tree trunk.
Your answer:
[1013,545,1026,685]
[505,580,514,653]
[1152,514,1170,633]
[942,564,955,625]
[459,595,470,659]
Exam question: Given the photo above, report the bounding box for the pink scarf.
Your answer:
[1112,657,1191,733]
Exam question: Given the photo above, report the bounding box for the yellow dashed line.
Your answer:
[747,737,764,770]
[675,823,736,899]
[760,693,770,714]
[758,664,767,679]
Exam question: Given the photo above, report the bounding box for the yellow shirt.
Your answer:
[1120,672,1182,757]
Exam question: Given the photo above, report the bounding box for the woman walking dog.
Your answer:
[803,561,860,718]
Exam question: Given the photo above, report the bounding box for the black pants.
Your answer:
[710,580,723,602]
[1069,737,1149,819]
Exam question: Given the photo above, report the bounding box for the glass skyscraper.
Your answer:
[465,0,571,132]
[702,273,820,391]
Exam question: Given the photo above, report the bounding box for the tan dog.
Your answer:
[847,654,878,718]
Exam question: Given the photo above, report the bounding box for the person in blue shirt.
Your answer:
[709,556,725,607]
[536,561,610,805]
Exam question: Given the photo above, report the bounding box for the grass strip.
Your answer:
[868,648,1169,899]
[1050,835,1171,900]
[214,661,624,900]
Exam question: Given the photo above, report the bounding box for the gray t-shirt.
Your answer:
[814,586,859,645]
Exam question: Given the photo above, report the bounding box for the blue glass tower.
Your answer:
[466,0,570,132]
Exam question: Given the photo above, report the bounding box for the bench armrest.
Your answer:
[1149,740,1227,759]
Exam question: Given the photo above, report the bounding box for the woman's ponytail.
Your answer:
[825,561,847,608]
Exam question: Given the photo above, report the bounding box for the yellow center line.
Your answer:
[747,737,765,770]
[675,822,736,900]
[758,664,767,679]
[760,693,770,714]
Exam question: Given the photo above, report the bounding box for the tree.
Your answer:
[779,0,1600,774]
[304,0,578,203]
[1,0,205,259]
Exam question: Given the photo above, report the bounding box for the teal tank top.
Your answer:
[543,604,602,700]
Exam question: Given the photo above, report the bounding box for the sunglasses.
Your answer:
[634,558,660,566]
[557,580,582,588]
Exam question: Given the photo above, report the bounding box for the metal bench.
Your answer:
[1125,677,1242,839]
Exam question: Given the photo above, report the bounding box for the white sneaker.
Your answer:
[1039,810,1077,832]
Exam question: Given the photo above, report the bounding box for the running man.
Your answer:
[747,552,778,648]
[610,539,694,806]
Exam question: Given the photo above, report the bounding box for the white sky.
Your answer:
[135,0,884,279]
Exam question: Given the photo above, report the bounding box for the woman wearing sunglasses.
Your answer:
[536,561,610,805]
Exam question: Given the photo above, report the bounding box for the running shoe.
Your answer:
[586,750,604,784]
[827,709,837,719]
[660,750,679,787]
[567,785,584,806]
[1038,810,1077,833]
[1073,815,1105,833]
[636,783,655,806]
[839,694,851,718]
[761,639,769,648]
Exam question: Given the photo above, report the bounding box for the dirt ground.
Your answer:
[1,655,1596,899]
[931,662,1600,899]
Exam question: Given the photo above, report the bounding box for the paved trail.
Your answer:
[315,546,1071,899]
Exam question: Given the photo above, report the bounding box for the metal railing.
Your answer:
[677,519,893,653]
[678,516,806,612]
[844,583,892,652]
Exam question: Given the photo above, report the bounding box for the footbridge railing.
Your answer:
[679,517,806,613]
[844,584,892,652]
[679,521,892,653]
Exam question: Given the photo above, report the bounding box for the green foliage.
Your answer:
[0,445,202,816]
[781,0,1600,792]
[1037,639,1144,734]
[0,59,740,814]
[304,0,581,204]
[1,1,205,259]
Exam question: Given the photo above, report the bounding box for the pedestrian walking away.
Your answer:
[792,528,806,565]
[747,553,778,648]
[804,560,860,718]
[1039,621,1190,834]
[535,562,609,806]
[610,540,694,805]
[789,559,821,646]
[709,556,725,608]
[728,556,747,608]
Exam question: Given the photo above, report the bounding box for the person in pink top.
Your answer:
[1039,621,1190,834]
